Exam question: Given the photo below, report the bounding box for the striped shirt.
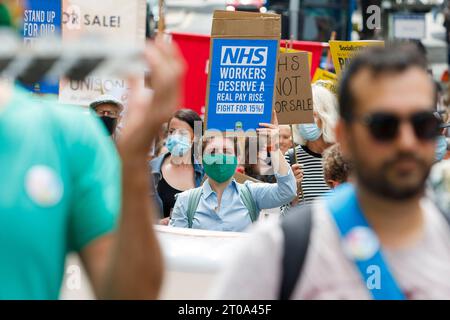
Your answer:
[285,145,331,204]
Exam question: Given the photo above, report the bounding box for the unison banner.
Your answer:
[58,0,146,106]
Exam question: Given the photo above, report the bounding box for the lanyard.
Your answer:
[326,183,406,300]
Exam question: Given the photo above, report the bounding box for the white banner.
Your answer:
[393,14,426,40]
[58,0,146,106]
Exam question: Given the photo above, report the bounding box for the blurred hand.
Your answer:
[290,163,303,206]
[159,217,170,226]
[118,35,186,157]
[256,109,280,152]
[291,163,303,184]
[290,196,300,206]
[257,123,279,153]
[271,108,279,126]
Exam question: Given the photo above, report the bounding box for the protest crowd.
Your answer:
[0,0,450,301]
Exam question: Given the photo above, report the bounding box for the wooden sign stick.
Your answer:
[290,124,304,203]
[326,31,336,71]
[158,0,166,34]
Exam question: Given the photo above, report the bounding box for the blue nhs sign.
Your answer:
[207,38,278,132]
[221,46,268,66]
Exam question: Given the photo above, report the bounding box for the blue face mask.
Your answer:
[166,134,191,157]
[298,123,322,141]
[435,135,448,162]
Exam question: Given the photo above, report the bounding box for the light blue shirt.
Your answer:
[170,169,297,232]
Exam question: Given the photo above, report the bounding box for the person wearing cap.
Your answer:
[89,94,124,138]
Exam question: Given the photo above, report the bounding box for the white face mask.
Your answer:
[166,134,192,157]
[435,135,448,162]
[298,122,322,141]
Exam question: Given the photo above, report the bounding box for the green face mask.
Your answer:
[202,154,238,184]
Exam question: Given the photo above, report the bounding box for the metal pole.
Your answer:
[289,0,300,40]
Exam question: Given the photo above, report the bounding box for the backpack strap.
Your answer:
[278,196,449,300]
[186,187,203,228]
[237,183,259,223]
[279,204,313,300]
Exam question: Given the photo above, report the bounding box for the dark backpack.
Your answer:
[278,203,450,300]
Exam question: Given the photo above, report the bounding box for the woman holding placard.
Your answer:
[285,83,339,205]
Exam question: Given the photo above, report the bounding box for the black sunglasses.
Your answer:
[353,111,442,142]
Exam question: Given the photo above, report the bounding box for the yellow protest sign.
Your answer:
[314,80,338,95]
[312,68,337,83]
[329,40,384,76]
[311,68,338,95]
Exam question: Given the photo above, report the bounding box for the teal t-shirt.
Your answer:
[0,87,121,299]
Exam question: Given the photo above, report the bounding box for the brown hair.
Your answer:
[322,144,352,184]
[169,109,202,132]
[201,135,239,157]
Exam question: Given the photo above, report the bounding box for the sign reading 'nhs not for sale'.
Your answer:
[206,39,278,132]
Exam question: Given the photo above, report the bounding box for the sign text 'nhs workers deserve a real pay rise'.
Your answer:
[206,38,278,132]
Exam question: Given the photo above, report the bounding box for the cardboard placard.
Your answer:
[329,40,384,76]
[312,68,338,95]
[280,48,312,70]
[58,0,146,106]
[274,52,313,125]
[234,172,262,184]
[205,10,281,133]
[312,68,337,83]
